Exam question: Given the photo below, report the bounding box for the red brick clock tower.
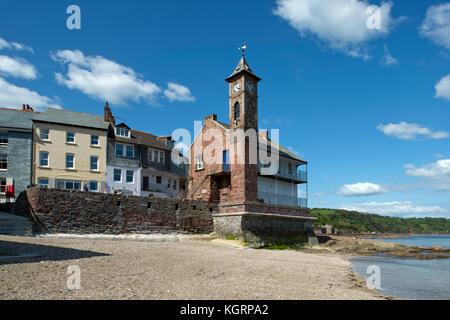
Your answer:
[224,54,262,209]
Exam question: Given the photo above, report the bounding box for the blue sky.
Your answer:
[0,0,449,218]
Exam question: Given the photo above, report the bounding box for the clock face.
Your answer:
[233,81,241,94]
[247,81,255,93]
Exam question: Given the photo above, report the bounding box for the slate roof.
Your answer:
[211,119,306,164]
[0,108,40,130]
[115,129,172,151]
[33,108,110,130]
[226,56,261,82]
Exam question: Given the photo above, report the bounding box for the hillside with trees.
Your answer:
[310,208,450,234]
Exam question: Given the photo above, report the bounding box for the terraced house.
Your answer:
[32,108,110,192]
[0,106,39,202]
[104,103,188,197]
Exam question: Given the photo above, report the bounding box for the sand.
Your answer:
[0,234,394,300]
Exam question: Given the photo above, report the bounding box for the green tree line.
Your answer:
[310,208,450,234]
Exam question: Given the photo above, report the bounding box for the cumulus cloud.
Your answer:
[52,49,162,106]
[0,37,33,53]
[0,55,38,79]
[337,182,387,197]
[435,75,450,100]
[405,159,450,190]
[273,0,396,58]
[163,82,195,102]
[0,77,59,111]
[420,3,450,50]
[377,122,449,140]
[341,201,446,217]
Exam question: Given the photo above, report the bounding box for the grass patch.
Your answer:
[260,243,306,250]
[224,234,242,241]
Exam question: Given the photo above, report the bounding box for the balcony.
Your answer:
[259,166,307,184]
[257,191,308,208]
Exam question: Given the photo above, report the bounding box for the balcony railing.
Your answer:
[259,166,307,183]
[257,191,308,208]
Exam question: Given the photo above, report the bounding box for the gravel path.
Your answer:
[0,235,388,300]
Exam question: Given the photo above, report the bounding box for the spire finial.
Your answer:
[238,45,247,57]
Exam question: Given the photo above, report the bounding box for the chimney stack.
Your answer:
[104,101,115,125]
[259,129,269,141]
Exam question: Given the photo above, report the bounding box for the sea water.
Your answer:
[350,235,450,300]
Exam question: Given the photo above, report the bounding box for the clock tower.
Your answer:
[226,54,261,131]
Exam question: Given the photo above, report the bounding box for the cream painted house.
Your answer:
[32,108,110,192]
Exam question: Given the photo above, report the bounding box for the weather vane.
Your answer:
[238,45,247,57]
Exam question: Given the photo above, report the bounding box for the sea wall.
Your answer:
[14,187,217,234]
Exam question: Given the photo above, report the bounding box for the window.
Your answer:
[40,129,49,140]
[152,150,156,162]
[161,151,165,163]
[66,154,74,169]
[288,162,292,174]
[0,132,7,145]
[0,154,6,171]
[126,145,134,158]
[196,155,204,170]
[234,102,240,121]
[126,170,134,183]
[114,169,122,182]
[116,127,129,138]
[173,180,177,190]
[39,152,49,167]
[116,144,124,156]
[89,181,98,192]
[0,178,6,194]
[91,135,99,146]
[156,176,162,184]
[38,178,49,188]
[168,178,171,188]
[56,179,81,190]
[66,132,75,143]
[90,156,99,171]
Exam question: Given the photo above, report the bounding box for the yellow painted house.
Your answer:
[32,108,111,192]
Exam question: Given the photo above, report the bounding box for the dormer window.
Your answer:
[116,127,130,138]
[234,102,240,121]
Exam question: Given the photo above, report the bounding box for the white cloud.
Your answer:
[383,44,398,65]
[0,55,37,79]
[337,182,387,197]
[0,37,33,53]
[405,159,450,190]
[420,3,450,50]
[163,82,195,102]
[435,74,450,100]
[52,49,162,106]
[341,201,446,217]
[377,122,449,140]
[273,0,395,58]
[0,77,59,111]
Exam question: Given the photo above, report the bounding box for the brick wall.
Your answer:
[15,187,217,234]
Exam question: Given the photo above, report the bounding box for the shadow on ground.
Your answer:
[0,239,109,265]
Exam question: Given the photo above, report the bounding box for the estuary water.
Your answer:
[350,235,450,300]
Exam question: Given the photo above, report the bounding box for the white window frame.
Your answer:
[66,153,75,169]
[66,132,75,144]
[116,143,124,157]
[0,154,7,171]
[38,178,49,188]
[152,150,156,162]
[39,152,49,167]
[125,145,134,158]
[196,155,204,170]
[0,177,6,194]
[89,181,99,192]
[113,169,122,182]
[40,129,50,141]
[126,170,134,183]
[0,132,7,146]
[116,127,130,138]
[90,156,99,171]
[91,135,99,146]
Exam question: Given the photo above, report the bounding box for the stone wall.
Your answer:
[14,187,217,235]
[213,213,315,247]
